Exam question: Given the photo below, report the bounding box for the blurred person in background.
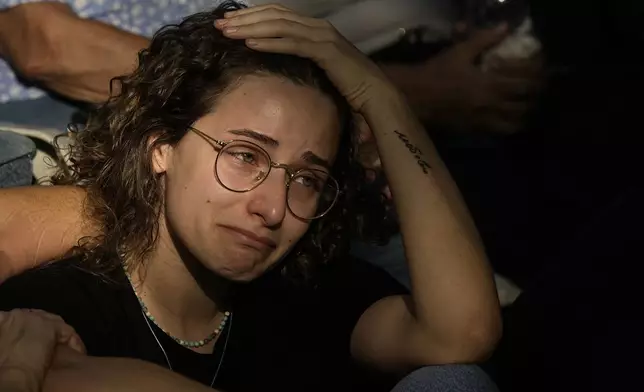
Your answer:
[0,0,226,187]
[0,0,541,188]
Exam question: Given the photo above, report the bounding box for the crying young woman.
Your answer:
[0,2,500,392]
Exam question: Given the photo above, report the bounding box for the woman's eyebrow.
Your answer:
[301,151,331,170]
[227,128,279,147]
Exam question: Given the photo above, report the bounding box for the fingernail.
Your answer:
[70,336,86,353]
[224,11,236,18]
[224,27,238,34]
[246,39,258,47]
[214,19,228,27]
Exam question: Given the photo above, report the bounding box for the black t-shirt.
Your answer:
[0,256,407,392]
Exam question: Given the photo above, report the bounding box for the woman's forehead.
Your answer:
[195,75,342,155]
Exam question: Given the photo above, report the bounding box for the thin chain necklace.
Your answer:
[141,308,233,388]
[124,269,231,349]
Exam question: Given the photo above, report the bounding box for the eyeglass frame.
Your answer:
[188,127,340,220]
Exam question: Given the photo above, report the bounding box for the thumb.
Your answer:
[458,23,509,60]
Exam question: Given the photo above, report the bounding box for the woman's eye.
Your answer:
[295,175,323,191]
[230,152,256,164]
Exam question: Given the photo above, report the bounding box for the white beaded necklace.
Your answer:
[123,266,232,388]
[125,269,231,349]
[140,309,232,388]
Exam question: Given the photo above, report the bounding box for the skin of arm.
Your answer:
[349,86,502,372]
[0,2,149,103]
[1,4,502,379]
[0,186,95,282]
[217,4,504,372]
[44,348,221,392]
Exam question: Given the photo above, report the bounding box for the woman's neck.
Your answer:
[128,230,231,339]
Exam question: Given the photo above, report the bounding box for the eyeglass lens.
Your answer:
[214,141,338,219]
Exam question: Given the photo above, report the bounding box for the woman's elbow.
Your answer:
[464,316,502,361]
[451,313,503,363]
[426,313,502,364]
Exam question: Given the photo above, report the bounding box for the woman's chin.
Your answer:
[216,269,259,283]
[205,257,271,283]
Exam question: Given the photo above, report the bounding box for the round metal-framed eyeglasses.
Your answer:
[189,127,339,220]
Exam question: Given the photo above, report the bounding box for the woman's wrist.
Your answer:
[361,82,407,114]
[361,85,420,137]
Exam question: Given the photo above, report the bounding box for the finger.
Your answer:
[244,37,333,63]
[54,324,85,354]
[28,309,69,330]
[28,309,64,322]
[4,309,58,372]
[354,114,373,143]
[220,19,334,43]
[224,3,293,18]
[65,335,86,354]
[357,142,380,169]
[27,310,86,354]
[364,169,377,182]
[220,6,325,29]
[455,24,509,60]
[382,185,392,201]
[50,322,86,354]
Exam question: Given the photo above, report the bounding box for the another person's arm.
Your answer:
[0,2,149,103]
[0,186,93,282]
[379,26,543,134]
[0,309,85,392]
[0,310,218,392]
[46,349,220,392]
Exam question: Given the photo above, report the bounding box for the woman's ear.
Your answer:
[150,136,172,174]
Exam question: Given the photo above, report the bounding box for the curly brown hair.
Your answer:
[54,1,393,285]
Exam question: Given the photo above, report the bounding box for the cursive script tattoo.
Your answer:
[393,130,432,174]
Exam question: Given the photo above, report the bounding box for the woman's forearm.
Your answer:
[364,88,501,356]
[0,186,93,282]
[45,349,219,392]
